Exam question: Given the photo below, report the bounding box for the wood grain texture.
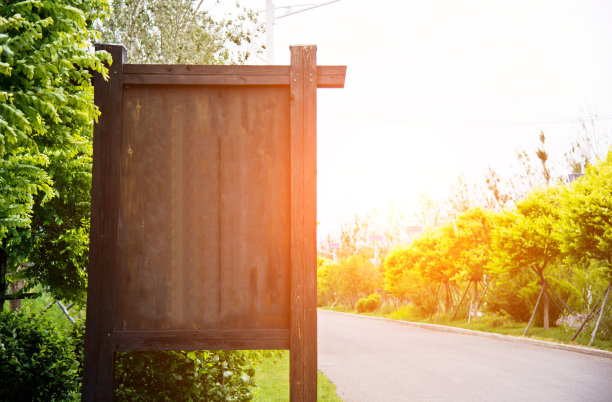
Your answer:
[115,85,291,334]
[289,45,318,402]
[290,46,306,402]
[82,44,126,402]
[302,45,319,402]
[84,45,344,401]
[122,65,345,88]
[113,329,289,351]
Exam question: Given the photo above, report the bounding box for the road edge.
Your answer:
[319,309,612,359]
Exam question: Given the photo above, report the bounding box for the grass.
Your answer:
[2,287,84,331]
[324,303,612,352]
[253,351,342,401]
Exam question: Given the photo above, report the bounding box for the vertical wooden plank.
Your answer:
[82,44,126,401]
[290,45,318,401]
[290,46,305,401]
[302,45,318,402]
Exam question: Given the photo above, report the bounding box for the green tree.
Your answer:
[383,241,438,316]
[560,149,612,344]
[327,255,380,309]
[317,257,338,307]
[100,0,262,64]
[447,207,495,321]
[490,186,567,332]
[416,225,458,320]
[0,0,111,308]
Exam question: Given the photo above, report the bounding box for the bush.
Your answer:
[115,350,258,401]
[356,294,381,313]
[0,310,260,401]
[0,311,82,401]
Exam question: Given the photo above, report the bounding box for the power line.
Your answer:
[319,111,612,127]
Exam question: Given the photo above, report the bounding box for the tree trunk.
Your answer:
[452,282,471,321]
[0,246,7,312]
[434,294,442,323]
[444,281,452,312]
[524,283,545,336]
[471,281,480,322]
[9,278,25,311]
[430,282,442,321]
[543,289,550,330]
[589,276,612,347]
[467,285,475,324]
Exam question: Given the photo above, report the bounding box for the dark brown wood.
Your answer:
[316,66,347,88]
[82,44,126,401]
[115,85,291,333]
[289,45,318,402]
[303,46,319,402]
[122,64,345,88]
[290,46,306,402]
[113,329,289,351]
[83,44,345,401]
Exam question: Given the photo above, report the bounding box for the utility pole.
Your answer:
[264,0,341,64]
[266,0,275,64]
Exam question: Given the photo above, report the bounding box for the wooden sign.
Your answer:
[82,44,345,401]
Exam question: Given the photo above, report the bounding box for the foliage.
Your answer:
[0,311,83,401]
[0,0,111,306]
[325,254,380,309]
[317,257,336,307]
[24,142,93,303]
[114,350,258,401]
[559,150,612,271]
[382,234,447,316]
[100,0,263,65]
[486,269,534,322]
[333,138,612,343]
[0,0,109,158]
[448,207,494,284]
[356,293,381,313]
[491,186,564,278]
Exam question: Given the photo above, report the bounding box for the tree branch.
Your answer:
[0,292,40,301]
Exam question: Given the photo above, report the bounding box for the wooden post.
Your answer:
[82,44,126,401]
[81,44,341,401]
[290,45,318,401]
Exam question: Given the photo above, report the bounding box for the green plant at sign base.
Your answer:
[0,310,84,401]
[115,349,259,401]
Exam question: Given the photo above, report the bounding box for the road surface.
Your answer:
[318,310,612,402]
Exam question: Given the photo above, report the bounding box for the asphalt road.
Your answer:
[317,310,612,402]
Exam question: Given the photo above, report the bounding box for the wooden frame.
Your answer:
[82,44,345,401]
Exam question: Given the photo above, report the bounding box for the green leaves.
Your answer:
[100,0,263,65]
[1,0,108,304]
[0,0,108,158]
[560,150,612,268]
[0,311,84,401]
[114,350,258,401]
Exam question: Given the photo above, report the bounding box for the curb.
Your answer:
[320,309,612,360]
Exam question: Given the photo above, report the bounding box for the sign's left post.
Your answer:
[82,44,126,402]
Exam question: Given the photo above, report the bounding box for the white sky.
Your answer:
[217,0,612,240]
